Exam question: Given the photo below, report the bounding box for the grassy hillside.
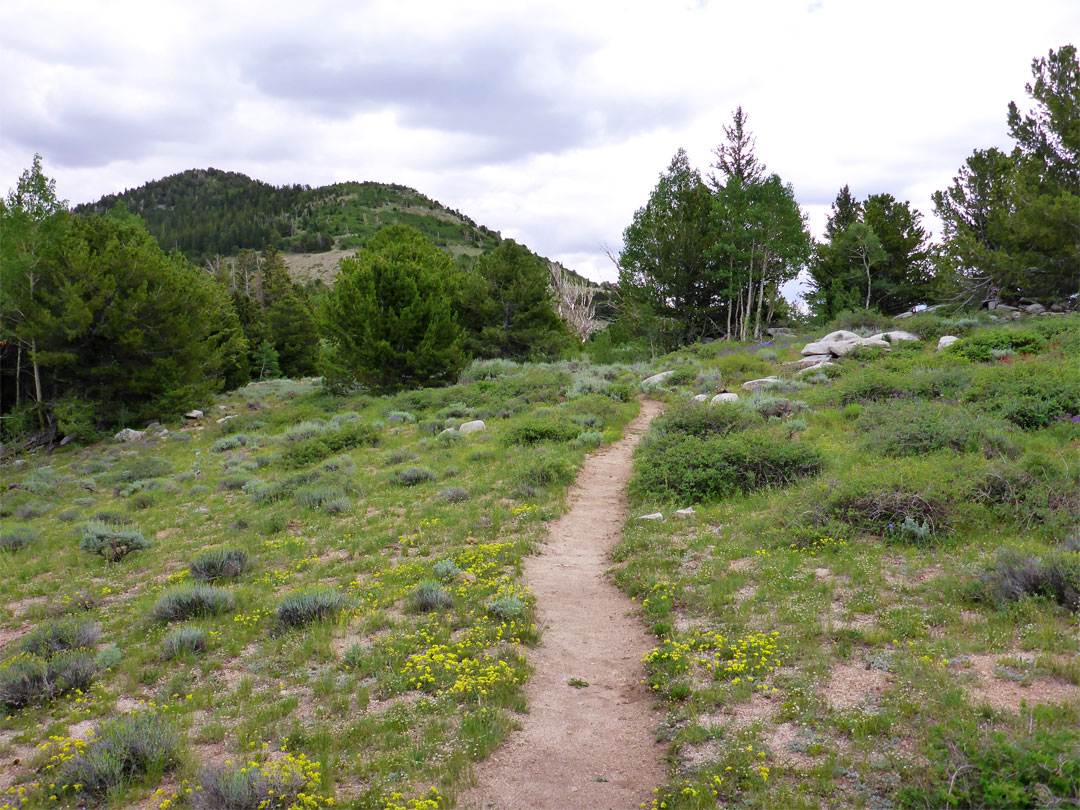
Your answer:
[1,312,1077,810]
[0,360,644,809]
[614,312,1080,808]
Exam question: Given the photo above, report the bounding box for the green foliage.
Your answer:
[631,428,822,503]
[486,595,526,621]
[503,416,579,445]
[654,400,761,439]
[189,547,248,582]
[59,712,182,801]
[154,584,236,622]
[113,456,174,483]
[281,421,379,467]
[322,225,467,393]
[950,327,1047,361]
[513,451,574,488]
[20,619,101,658]
[975,551,1080,611]
[899,709,1080,808]
[858,400,1016,457]
[457,239,569,361]
[79,521,151,562]
[963,358,1080,429]
[276,587,345,628]
[212,434,250,452]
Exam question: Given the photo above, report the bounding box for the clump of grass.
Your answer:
[412,580,453,612]
[391,467,437,487]
[59,712,181,801]
[0,526,39,552]
[975,552,1080,611]
[163,627,208,659]
[154,585,236,622]
[189,548,248,582]
[276,587,344,628]
[79,521,151,562]
[440,486,469,503]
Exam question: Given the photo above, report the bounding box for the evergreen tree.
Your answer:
[458,240,568,360]
[322,225,466,392]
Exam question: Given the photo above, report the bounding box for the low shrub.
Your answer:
[189,548,248,582]
[282,422,379,467]
[513,452,574,488]
[963,359,1080,430]
[0,526,39,552]
[277,587,344,628]
[970,454,1080,530]
[975,552,1080,611]
[212,434,249,452]
[80,521,151,562]
[432,559,460,581]
[384,410,415,423]
[858,401,1015,457]
[826,485,948,542]
[504,417,579,445]
[0,650,97,709]
[15,502,50,519]
[20,619,101,657]
[486,594,526,621]
[826,308,893,334]
[163,627,208,659]
[630,429,823,503]
[747,394,806,420]
[571,431,604,449]
[60,712,181,801]
[113,456,174,483]
[654,401,761,439]
[281,420,331,441]
[950,326,1047,362]
[440,486,469,503]
[412,580,453,612]
[194,758,319,810]
[390,467,437,487]
[154,585,236,622]
[293,486,346,509]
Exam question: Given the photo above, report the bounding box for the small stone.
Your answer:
[114,428,146,442]
[638,512,664,521]
[184,410,204,419]
[742,376,780,391]
[711,393,739,404]
[937,335,959,351]
[459,420,486,435]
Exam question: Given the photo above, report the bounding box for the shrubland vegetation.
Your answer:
[615,313,1079,809]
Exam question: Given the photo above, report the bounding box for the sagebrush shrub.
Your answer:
[20,619,101,657]
[655,401,761,439]
[826,485,948,542]
[440,486,469,503]
[154,585,236,622]
[432,559,460,581]
[0,527,39,552]
[412,580,453,612]
[189,547,248,582]
[486,595,525,621]
[282,422,379,467]
[60,712,181,800]
[513,452,574,488]
[390,467,437,487]
[212,434,249,452]
[976,552,1080,611]
[277,587,344,628]
[163,627,208,659]
[113,456,174,483]
[293,486,346,509]
[859,401,1014,457]
[79,521,151,562]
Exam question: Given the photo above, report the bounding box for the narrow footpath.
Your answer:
[462,400,666,810]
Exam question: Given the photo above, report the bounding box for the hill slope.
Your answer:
[75,168,504,266]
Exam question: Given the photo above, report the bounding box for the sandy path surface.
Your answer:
[462,400,666,810]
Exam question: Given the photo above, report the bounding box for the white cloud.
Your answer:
[2,0,1075,291]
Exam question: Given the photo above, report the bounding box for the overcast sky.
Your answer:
[2,1,1076,288]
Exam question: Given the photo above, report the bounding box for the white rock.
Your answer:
[641,370,675,387]
[184,410,204,419]
[893,310,915,320]
[829,337,890,357]
[742,376,780,391]
[711,393,739,404]
[114,428,145,442]
[215,415,237,424]
[675,507,696,518]
[937,335,959,351]
[788,354,833,368]
[459,420,486,435]
[868,331,919,343]
[996,304,1018,312]
[1024,303,1046,315]
[820,330,861,344]
[638,512,664,521]
[691,394,708,402]
[800,341,833,356]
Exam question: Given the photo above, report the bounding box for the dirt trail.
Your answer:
[463,400,666,810]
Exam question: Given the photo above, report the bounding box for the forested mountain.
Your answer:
[74,168,502,263]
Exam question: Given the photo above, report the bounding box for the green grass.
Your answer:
[613,314,1080,810]
[0,363,639,809]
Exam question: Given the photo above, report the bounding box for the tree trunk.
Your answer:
[743,258,755,343]
[726,296,733,340]
[15,344,21,404]
[864,256,872,309]
[754,263,767,340]
[31,338,44,430]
